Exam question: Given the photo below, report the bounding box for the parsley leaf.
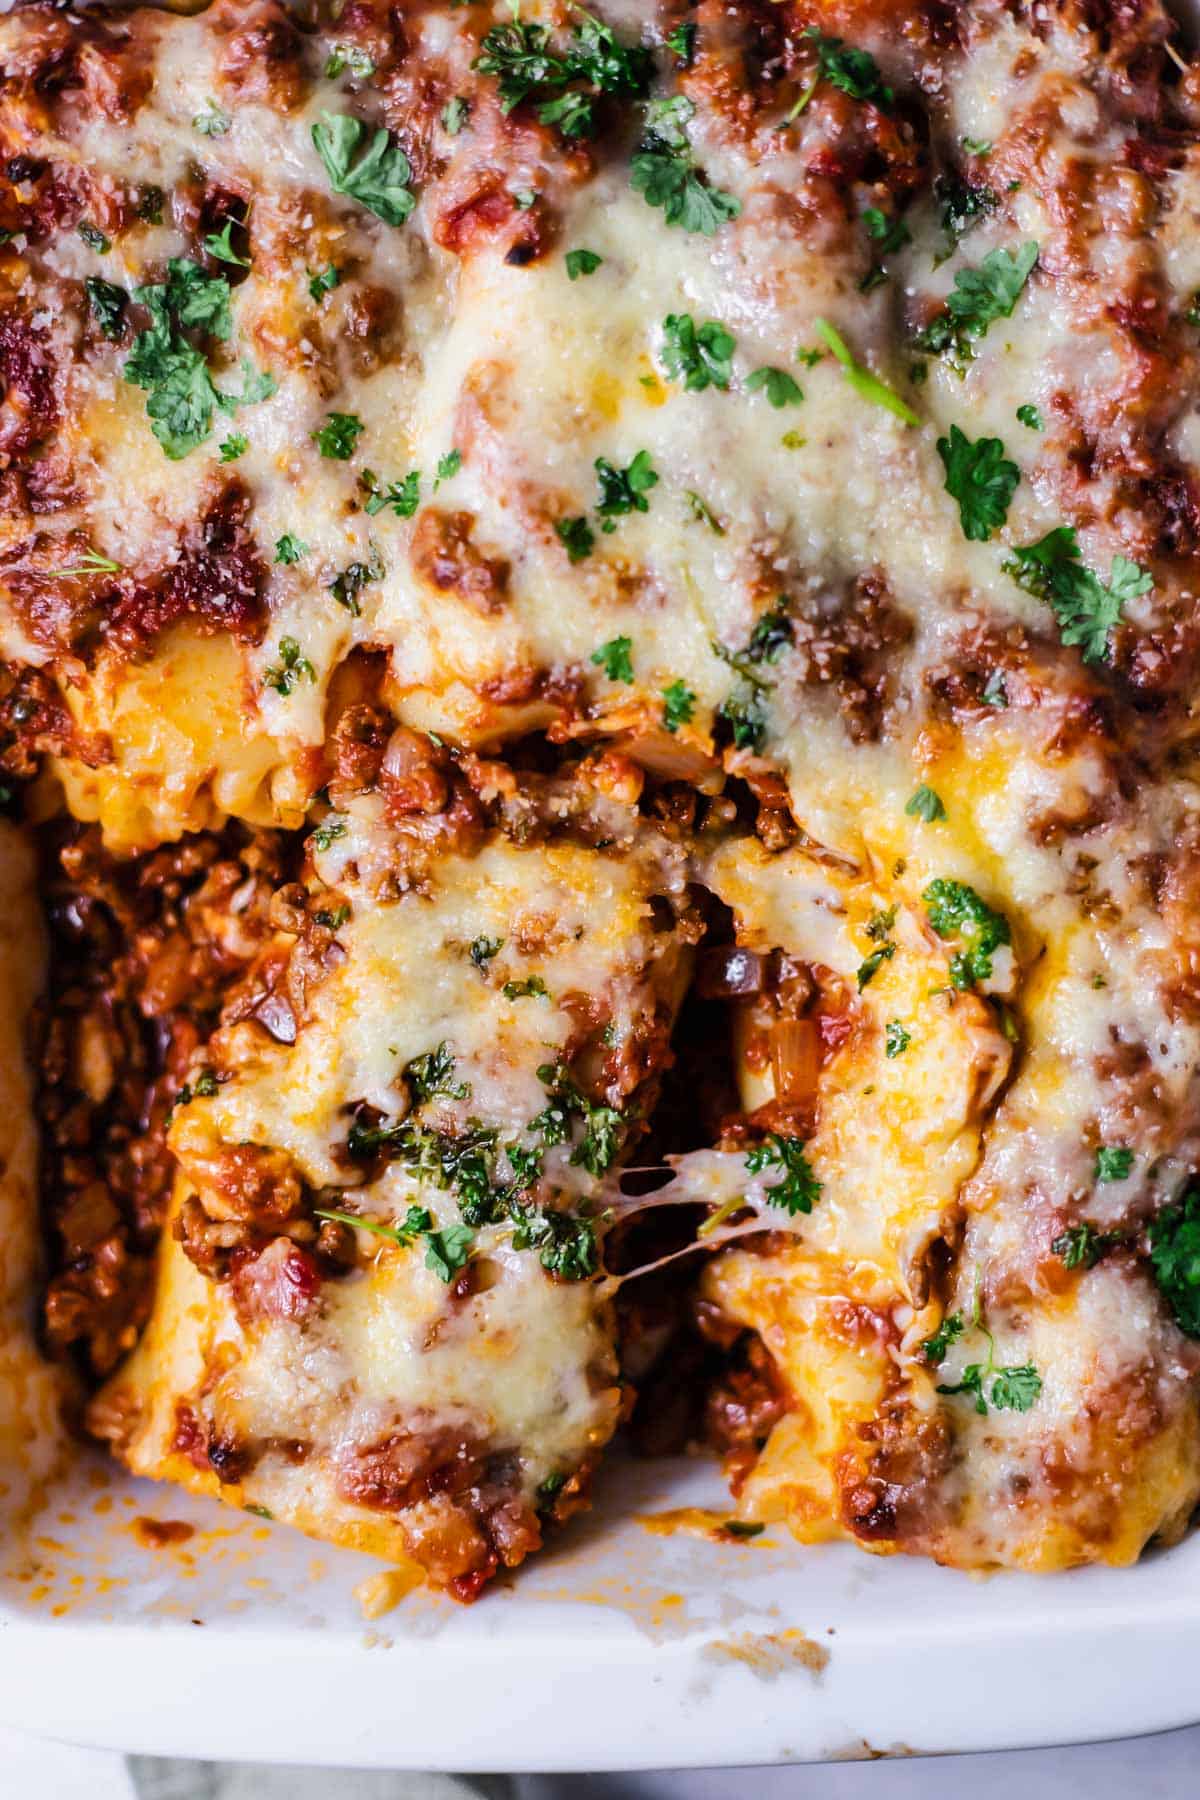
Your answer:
[422,1222,475,1283]
[667,20,696,65]
[325,44,376,79]
[555,515,595,562]
[311,814,347,852]
[924,878,1011,989]
[745,366,804,408]
[1149,1188,1200,1337]
[78,221,110,254]
[885,1020,911,1058]
[932,172,996,262]
[922,1311,964,1363]
[744,1135,822,1216]
[329,546,384,615]
[595,450,658,522]
[685,490,724,534]
[804,27,893,104]
[937,424,1019,541]
[661,312,735,392]
[631,99,740,235]
[914,243,1038,368]
[591,635,634,683]
[193,100,231,137]
[469,935,503,969]
[473,10,651,139]
[311,112,416,226]
[988,1365,1042,1411]
[503,975,550,1000]
[441,95,469,136]
[204,220,249,267]
[566,247,603,279]
[404,1042,470,1106]
[123,261,267,459]
[263,636,315,696]
[1016,402,1043,430]
[274,533,308,564]
[813,318,919,426]
[661,679,695,733]
[857,943,895,990]
[1002,527,1152,664]
[508,1201,599,1279]
[718,685,768,751]
[905,784,946,822]
[1052,1223,1120,1271]
[218,433,248,462]
[308,264,341,303]
[313,411,365,460]
[434,448,462,489]
[534,1061,626,1178]
[86,276,128,342]
[1095,1145,1134,1183]
[859,205,910,288]
[360,467,420,515]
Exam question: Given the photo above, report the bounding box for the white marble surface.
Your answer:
[6,1723,1200,1799]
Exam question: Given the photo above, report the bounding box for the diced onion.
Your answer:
[770,1016,820,1104]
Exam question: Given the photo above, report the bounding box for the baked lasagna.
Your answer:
[6,0,1200,1597]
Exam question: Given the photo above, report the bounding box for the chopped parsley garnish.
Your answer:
[469,935,503,968]
[171,1067,219,1113]
[311,814,347,851]
[905,784,946,822]
[122,260,274,460]
[684,490,724,534]
[813,318,918,426]
[595,450,659,523]
[926,1304,1041,1416]
[503,975,549,1000]
[313,410,365,460]
[534,1061,625,1178]
[923,878,1011,989]
[932,172,997,262]
[591,635,634,683]
[566,247,603,279]
[745,1135,822,1216]
[86,277,127,341]
[360,467,420,515]
[859,205,910,288]
[857,943,895,990]
[667,20,696,65]
[661,679,695,733]
[78,222,110,254]
[263,637,316,697]
[325,44,376,79]
[1095,1145,1134,1183]
[914,243,1038,369]
[314,905,351,930]
[630,96,741,235]
[723,1520,764,1540]
[218,433,247,462]
[937,424,1019,541]
[193,101,231,137]
[329,547,384,615]
[555,515,595,562]
[274,533,308,564]
[308,264,341,303]
[962,136,992,156]
[1149,1188,1200,1337]
[885,1020,911,1058]
[311,112,416,226]
[473,10,652,139]
[1052,1223,1121,1271]
[441,95,470,135]
[508,1201,599,1280]
[137,185,164,224]
[434,448,462,488]
[660,313,735,392]
[1016,402,1043,430]
[803,26,893,105]
[718,686,768,751]
[314,1204,475,1285]
[921,1311,964,1364]
[204,220,249,267]
[404,1042,470,1106]
[1003,526,1152,665]
[712,601,793,751]
[745,366,804,408]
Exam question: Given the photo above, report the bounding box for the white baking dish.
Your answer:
[5,0,1200,1769]
[2,1433,1200,1770]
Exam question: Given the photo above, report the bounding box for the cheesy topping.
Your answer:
[7,0,1200,1591]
